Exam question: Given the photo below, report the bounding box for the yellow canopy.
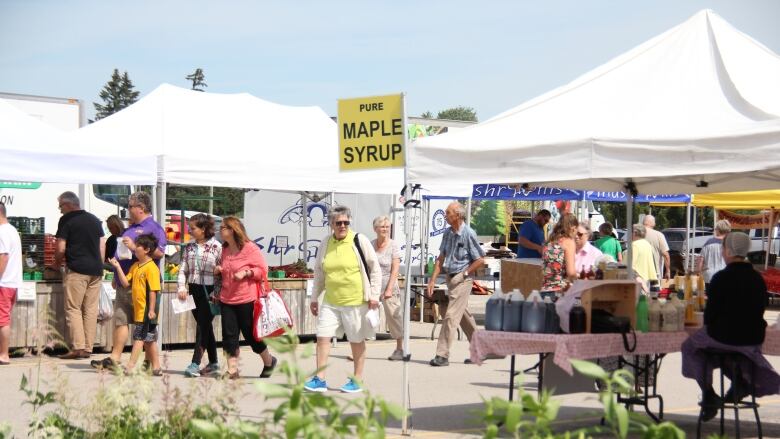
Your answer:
[652,190,780,209]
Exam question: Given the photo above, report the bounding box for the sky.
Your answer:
[1,0,779,121]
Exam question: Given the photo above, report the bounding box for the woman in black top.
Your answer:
[682,232,780,421]
[104,215,125,263]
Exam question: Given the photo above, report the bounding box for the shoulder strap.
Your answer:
[353,233,370,279]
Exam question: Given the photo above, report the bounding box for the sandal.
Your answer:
[222,370,240,380]
[152,369,164,377]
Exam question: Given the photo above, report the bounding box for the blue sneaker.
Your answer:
[184,362,200,377]
[339,378,363,393]
[304,376,328,393]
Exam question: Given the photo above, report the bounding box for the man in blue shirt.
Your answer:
[517,210,551,258]
[427,201,485,366]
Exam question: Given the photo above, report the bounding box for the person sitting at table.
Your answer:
[574,221,603,274]
[681,232,780,421]
[541,213,578,293]
[625,224,657,292]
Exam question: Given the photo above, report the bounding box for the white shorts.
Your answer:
[316,300,374,343]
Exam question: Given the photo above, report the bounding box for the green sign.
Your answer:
[0,182,42,189]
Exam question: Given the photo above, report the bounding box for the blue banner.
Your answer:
[472,184,690,203]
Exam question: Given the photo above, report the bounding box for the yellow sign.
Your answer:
[338,93,405,170]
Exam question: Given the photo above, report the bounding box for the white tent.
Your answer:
[72,84,405,194]
[409,10,780,195]
[0,99,156,184]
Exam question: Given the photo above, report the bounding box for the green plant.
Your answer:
[191,329,406,438]
[481,359,685,439]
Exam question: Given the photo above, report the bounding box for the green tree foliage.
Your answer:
[471,200,506,237]
[437,106,477,122]
[185,68,207,91]
[93,69,140,120]
[166,185,245,217]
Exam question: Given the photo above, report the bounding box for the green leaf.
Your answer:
[379,400,407,420]
[614,403,629,439]
[612,375,633,394]
[504,402,522,433]
[189,419,221,439]
[571,359,608,380]
[485,423,499,439]
[254,382,290,398]
[285,408,304,439]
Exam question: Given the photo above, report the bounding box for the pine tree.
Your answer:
[93,69,140,120]
[186,68,207,91]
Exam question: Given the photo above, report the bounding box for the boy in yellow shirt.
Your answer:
[109,234,162,375]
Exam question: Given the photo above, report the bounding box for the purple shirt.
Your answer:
[116,216,167,275]
[574,242,603,273]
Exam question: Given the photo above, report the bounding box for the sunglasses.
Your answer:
[576,232,586,237]
[334,221,350,227]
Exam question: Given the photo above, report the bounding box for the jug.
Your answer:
[501,290,524,332]
[569,298,586,334]
[485,291,507,331]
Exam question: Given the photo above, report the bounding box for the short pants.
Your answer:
[132,320,158,343]
[316,300,373,343]
[0,287,17,327]
[114,284,133,327]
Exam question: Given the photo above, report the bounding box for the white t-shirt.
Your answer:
[0,223,23,289]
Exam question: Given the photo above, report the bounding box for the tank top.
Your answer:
[542,241,568,291]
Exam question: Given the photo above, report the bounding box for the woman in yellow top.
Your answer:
[304,206,381,394]
[625,224,658,292]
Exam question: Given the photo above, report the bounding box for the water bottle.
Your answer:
[635,295,649,333]
[426,256,434,276]
[569,298,587,334]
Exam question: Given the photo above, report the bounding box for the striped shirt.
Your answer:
[439,222,485,274]
[177,237,223,289]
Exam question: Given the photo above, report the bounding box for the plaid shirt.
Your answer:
[177,237,222,289]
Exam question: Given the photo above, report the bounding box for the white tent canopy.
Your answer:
[72,84,405,194]
[409,10,780,195]
[0,99,156,184]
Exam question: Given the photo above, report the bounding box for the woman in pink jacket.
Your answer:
[215,217,276,380]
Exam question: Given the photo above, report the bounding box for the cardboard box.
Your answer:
[577,281,638,333]
[500,259,543,297]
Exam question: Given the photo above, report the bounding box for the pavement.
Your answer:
[1,295,780,438]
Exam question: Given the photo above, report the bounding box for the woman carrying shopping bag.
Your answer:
[215,216,276,380]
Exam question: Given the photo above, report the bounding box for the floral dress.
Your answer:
[542,241,567,291]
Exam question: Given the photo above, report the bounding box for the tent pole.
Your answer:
[400,93,412,436]
[626,195,634,279]
[692,206,698,272]
[208,186,214,215]
[301,192,308,264]
[766,209,774,270]
[685,203,691,274]
[155,181,166,352]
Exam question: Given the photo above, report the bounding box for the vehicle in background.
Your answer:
[662,227,713,255]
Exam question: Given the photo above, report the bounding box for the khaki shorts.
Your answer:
[113,285,133,327]
[316,301,373,343]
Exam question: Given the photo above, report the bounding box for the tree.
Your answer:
[437,106,477,122]
[93,69,140,120]
[471,200,506,237]
[166,185,245,217]
[186,68,207,91]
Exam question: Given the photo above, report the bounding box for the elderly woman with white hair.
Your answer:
[371,215,404,361]
[624,224,658,292]
[304,206,381,394]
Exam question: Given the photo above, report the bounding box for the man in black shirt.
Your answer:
[54,191,105,359]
